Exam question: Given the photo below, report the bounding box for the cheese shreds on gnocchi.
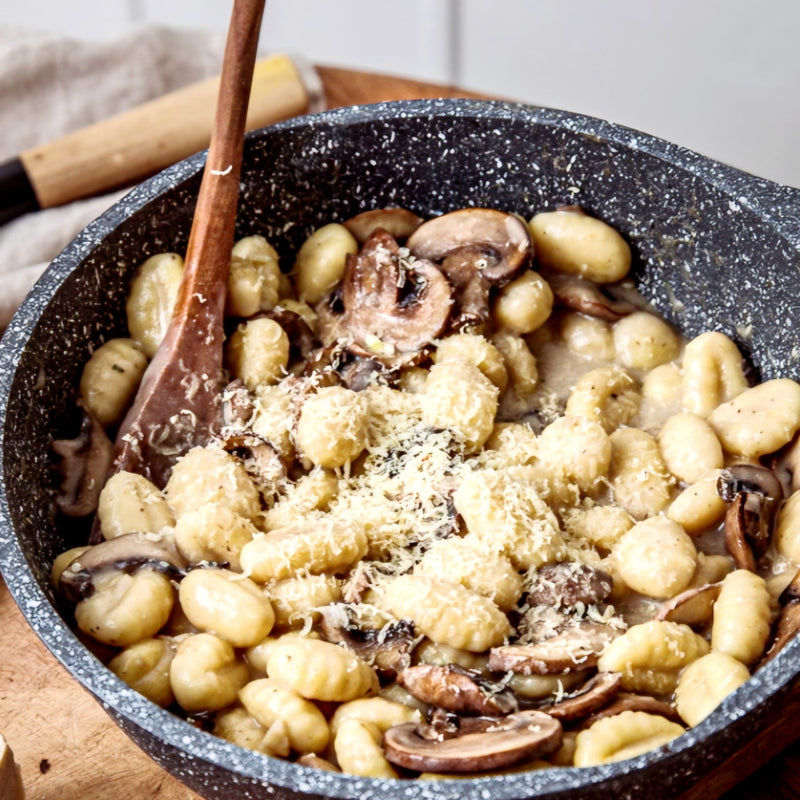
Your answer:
[51,203,800,779]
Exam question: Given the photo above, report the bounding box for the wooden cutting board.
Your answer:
[2,66,800,800]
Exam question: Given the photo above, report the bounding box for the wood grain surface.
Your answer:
[2,65,800,800]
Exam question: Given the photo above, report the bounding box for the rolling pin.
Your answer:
[0,52,324,225]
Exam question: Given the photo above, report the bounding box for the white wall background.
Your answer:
[3,0,800,188]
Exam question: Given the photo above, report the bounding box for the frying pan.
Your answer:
[0,98,799,800]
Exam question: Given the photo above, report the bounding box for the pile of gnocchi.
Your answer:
[52,202,800,778]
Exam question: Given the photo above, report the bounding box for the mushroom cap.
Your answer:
[58,531,187,603]
[317,603,417,679]
[526,562,614,609]
[718,464,783,569]
[544,671,623,722]
[52,405,113,518]
[257,307,317,363]
[343,207,424,244]
[340,229,453,355]
[717,463,783,504]
[585,692,683,727]
[216,431,286,489]
[654,582,723,627]
[406,207,532,284]
[547,273,636,321]
[488,622,621,675]
[398,663,517,716]
[762,574,800,665]
[383,709,562,773]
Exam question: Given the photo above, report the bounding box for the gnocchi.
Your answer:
[79,338,147,428]
[266,636,378,701]
[53,203,800,782]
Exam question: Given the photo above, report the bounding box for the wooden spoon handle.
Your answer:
[178,0,266,317]
[111,0,266,486]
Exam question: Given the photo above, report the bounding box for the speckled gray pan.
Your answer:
[1,99,800,799]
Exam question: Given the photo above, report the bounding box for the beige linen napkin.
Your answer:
[0,24,229,328]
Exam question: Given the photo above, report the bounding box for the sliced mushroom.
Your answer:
[342,561,376,605]
[547,273,636,321]
[57,531,187,603]
[331,349,386,391]
[542,671,623,722]
[340,229,453,356]
[718,464,783,570]
[343,207,424,244]
[51,405,114,518]
[296,753,340,772]
[654,582,723,627]
[303,341,392,391]
[313,287,348,348]
[488,621,621,675]
[398,664,518,716]
[771,432,800,495]
[407,208,531,284]
[526,563,613,609]
[584,692,682,726]
[383,709,562,773]
[258,307,317,364]
[407,208,531,330]
[221,379,256,428]
[439,250,493,330]
[724,494,759,571]
[317,603,418,679]
[761,567,800,665]
[717,464,783,505]
[302,342,348,388]
[217,432,286,488]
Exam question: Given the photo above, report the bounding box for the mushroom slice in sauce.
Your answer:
[52,406,114,518]
[718,464,783,570]
[334,354,386,391]
[547,273,636,321]
[383,709,562,773]
[340,229,453,356]
[542,671,623,722]
[258,307,316,364]
[489,621,621,675]
[398,664,518,716]
[526,562,614,609]
[317,603,418,679]
[762,568,800,665]
[313,287,347,349]
[406,208,531,330]
[343,207,424,244]
[296,753,340,772]
[717,463,784,506]
[58,531,187,603]
[217,432,286,487]
[584,692,683,726]
[772,432,800,495]
[221,379,256,428]
[654,582,723,627]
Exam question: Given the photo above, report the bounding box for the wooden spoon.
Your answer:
[111,0,266,487]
